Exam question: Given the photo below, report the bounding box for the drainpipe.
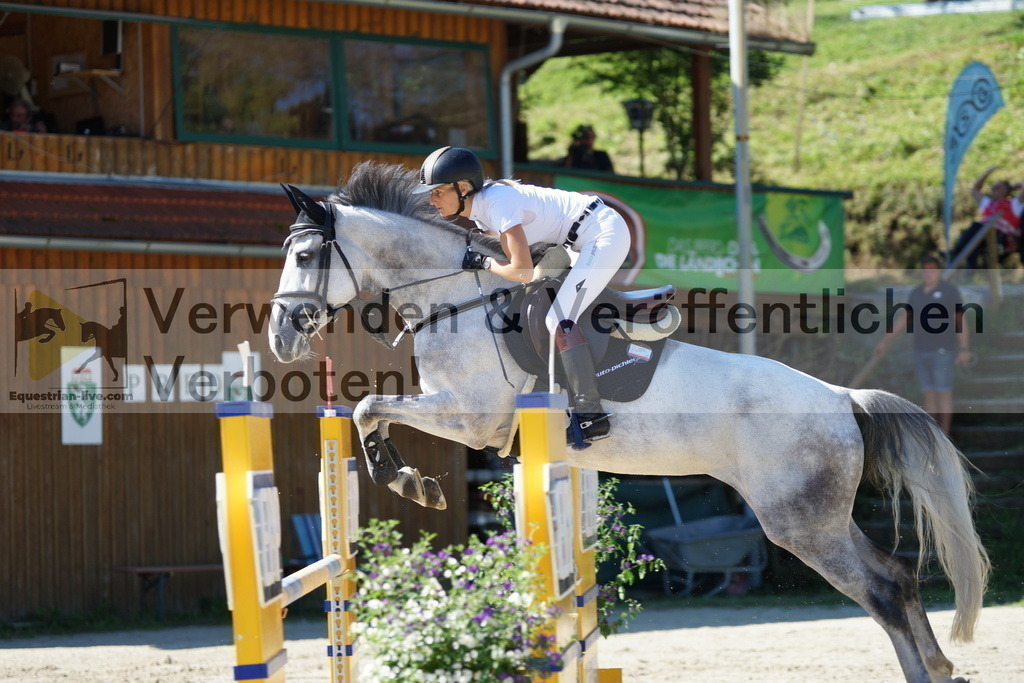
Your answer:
[500,17,566,179]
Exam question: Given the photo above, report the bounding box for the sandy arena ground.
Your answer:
[0,604,1021,682]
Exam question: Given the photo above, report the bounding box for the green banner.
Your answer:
[555,175,844,293]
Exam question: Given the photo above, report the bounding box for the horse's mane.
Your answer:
[328,161,549,261]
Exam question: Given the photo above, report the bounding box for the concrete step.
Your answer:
[966,473,1024,493]
[953,424,1024,450]
[973,354,1024,374]
[964,449,1024,472]
[955,397,1024,414]
[952,410,1024,427]
[958,380,1024,400]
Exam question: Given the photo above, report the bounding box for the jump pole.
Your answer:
[215,354,358,682]
[514,392,622,683]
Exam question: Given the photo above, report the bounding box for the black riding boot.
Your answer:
[556,321,611,441]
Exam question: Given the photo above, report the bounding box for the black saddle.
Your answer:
[498,277,676,401]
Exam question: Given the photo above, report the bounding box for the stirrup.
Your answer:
[567,411,613,451]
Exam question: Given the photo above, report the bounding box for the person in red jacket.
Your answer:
[951,166,1022,269]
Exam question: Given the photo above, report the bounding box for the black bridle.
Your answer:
[272,202,361,336]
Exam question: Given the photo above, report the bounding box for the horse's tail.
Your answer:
[848,388,990,642]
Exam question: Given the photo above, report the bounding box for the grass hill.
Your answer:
[520,1,1024,267]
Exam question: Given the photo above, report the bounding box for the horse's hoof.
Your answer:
[387,467,446,510]
[422,477,447,510]
[362,431,398,485]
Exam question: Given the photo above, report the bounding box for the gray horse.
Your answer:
[270,162,988,682]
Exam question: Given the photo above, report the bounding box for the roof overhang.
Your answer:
[0,0,813,55]
[0,170,315,253]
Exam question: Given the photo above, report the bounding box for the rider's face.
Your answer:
[428,184,464,217]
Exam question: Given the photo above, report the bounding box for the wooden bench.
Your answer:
[116,564,223,621]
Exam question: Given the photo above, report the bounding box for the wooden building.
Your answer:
[0,0,813,622]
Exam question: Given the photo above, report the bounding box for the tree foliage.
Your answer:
[576,48,783,179]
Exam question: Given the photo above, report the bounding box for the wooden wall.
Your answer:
[0,247,469,621]
[7,1,506,138]
[0,134,502,187]
[1,0,507,184]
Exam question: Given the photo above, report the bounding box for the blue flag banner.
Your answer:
[944,62,1004,244]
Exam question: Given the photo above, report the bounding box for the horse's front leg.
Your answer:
[353,390,505,510]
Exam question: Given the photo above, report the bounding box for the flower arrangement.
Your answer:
[351,475,663,679]
[352,519,560,681]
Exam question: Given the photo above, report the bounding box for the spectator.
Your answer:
[873,255,971,434]
[563,124,614,173]
[0,98,46,133]
[950,166,1022,269]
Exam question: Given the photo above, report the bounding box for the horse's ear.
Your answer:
[281,183,303,215]
[288,185,327,226]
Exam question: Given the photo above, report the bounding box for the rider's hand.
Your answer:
[462,251,489,271]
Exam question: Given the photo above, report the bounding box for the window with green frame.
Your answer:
[174,26,492,152]
[342,39,490,149]
[176,27,334,143]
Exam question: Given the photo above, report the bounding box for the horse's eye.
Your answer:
[296,250,313,263]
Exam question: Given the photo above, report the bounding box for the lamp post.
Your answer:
[622,98,656,177]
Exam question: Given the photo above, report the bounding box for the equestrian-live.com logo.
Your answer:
[12,278,129,424]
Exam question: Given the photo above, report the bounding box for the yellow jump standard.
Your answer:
[514,392,622,683]
[215,401,358,682]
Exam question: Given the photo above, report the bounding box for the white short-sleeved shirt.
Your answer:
[467,182,595,245]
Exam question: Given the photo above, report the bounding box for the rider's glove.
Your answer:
[462,251,489,271]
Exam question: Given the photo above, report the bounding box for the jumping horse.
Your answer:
[269,162,989,682]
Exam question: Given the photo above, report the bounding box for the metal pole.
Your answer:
[500,18,566,179]
[729,0,756,355]
[639,128,645,177]
[791,0,816,172]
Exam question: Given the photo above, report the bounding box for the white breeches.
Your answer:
[545,206,631,334]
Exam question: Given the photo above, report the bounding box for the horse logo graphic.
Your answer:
[13,278,127,382]
[76,306,127,382]
[15,302,66,344]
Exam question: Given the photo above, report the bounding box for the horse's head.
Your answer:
[79,321,94,343]
[270,184,362,363]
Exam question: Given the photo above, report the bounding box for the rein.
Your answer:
[273,202,522,383]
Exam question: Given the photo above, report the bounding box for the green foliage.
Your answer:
[521,2,1024,266]
[539,49,782,180]
[480,474,665,637]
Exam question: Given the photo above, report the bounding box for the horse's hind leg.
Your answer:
[851,526,959,681]
[361,426,446,510]
[103,353,119,382]
[750,481,943,683]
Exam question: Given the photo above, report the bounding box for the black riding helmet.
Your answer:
[415,146,484,193]
[415,147,485,217]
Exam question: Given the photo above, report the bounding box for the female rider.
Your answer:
[414,146,630,442]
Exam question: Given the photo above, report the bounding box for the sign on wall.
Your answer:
[61,346,103,445]
[555,175,845,294]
